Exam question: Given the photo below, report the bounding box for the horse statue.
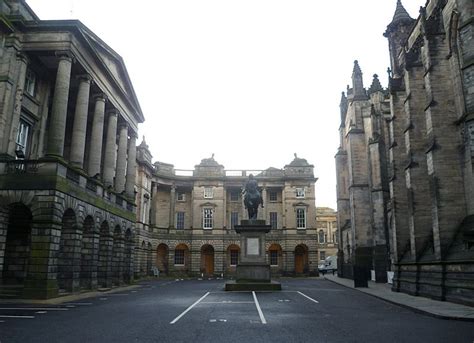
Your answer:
[242,174,263,220]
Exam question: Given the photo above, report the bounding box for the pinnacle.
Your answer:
[352,60,362,76]
[391,0,413,25]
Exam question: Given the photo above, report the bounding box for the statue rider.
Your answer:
[242,174,264,220]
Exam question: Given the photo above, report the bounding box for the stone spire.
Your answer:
[386,0,414,33]
[352,60,367,100]
[368,74,384,95]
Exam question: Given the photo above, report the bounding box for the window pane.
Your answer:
[231,212,239,229]
[203,208,213,229]
[319,230,325,243]
[230,250,238,266]
[270,250,278,266]
[320,251,326,260]
[174,249,185,265]
[204,187,213,198]
[176,212,185,229]
[269,191,277,201]
[296,188,305,198]
[296,208,306,228]
[270,212,277,229]
[230,191,239,201]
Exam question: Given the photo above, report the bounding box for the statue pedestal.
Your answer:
[225,220,281,291]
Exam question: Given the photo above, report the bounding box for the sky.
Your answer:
[26,0,421,209]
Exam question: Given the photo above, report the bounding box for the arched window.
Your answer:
[318,230,325,243]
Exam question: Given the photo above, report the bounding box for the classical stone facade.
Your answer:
[336,0,474,306]
[135,148,319,277]
[315,207,338,261]
[0,1,143,298]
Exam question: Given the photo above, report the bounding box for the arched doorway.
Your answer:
[123,229,133,282]
[156,244,169,274]
[58,208,80,292]
[294,244,308,274]
[200,244,214,276]
[112,226,124,285]
[2,204,32,293]
[146,242,152,276]
[80,216,97,289]
[98,221,111,288]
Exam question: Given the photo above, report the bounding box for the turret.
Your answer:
[352,60,368,100]
[339,91,348,124]
[384,0,415,78]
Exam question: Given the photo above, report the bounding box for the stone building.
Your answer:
[336,0,474,306]
[315,207,338,261]
[134,149,319,277]
[0,1,143,298]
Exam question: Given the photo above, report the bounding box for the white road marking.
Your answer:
[209,319,217,322]
[99,298,108,301]
[65,305,76,308]
[131,290,138,293]
[201,301,253,304]
[107,293,129,296]
[0,308,68,311]
[252,291,267,324]
[297,291,319,304]
[64,303,92,306]
[35,311,47,314]
[0,315,34,319]
[170,292,210,324]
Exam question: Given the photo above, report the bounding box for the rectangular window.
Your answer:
[230,250,239,266]
[203,208,213,229]
[230,191,239,202]
[270,212,278,229]
[177,192,185,201]
[296,187,305,198]
[231,211,239,229]
[320,251,326,261]
[270,250,278,266]
[176,212,185,230]
[296,208,306,229]
[24,68,36,97]
[204,187,213,199]
[269,191,277,202]
[15,119,31,158]
[174,249,185,265]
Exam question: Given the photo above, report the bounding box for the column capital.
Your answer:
[128,130,138,139]
[16,52,29,64]
[107,109,119,117]
[118,122,129,130]
[76,73,92,83]
[55,51,75,63]
[93,93,108,103]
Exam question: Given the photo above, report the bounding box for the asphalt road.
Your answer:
[0,278,473,343]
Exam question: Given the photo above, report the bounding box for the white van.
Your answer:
[318,256,337,275]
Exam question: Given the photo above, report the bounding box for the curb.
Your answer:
[324,276,474,322]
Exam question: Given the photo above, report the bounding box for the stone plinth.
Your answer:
[225,220,281,291]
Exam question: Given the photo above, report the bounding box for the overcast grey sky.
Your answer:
[26,0,421,209]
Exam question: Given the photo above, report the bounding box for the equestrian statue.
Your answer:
[242,174,264,220]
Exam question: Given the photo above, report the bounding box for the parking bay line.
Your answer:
[0,315,35,319]
[170,292,210,324]
[252,291,267,324]
[0,307,69,311]
[297,291,319,304]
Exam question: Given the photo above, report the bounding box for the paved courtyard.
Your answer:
[1,279,473,343]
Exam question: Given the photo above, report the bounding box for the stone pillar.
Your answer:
[103,110,118,187]
[46,53,73,157]
[169,185,176,228]
[125,131,137,197]
[261,187,267,221]
[70,75,92,168]
[6,53,28,156]
[114,124,128,192]
[87,94,107,177]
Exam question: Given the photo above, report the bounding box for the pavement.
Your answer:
[324,274,474,321]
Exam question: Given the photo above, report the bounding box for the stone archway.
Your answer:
[156,244,169,274]
[80,216,97,289]
[200,244,214,276]
[58,208,81,292]
[112,226,124,285]
[294,244,308,274]
[1,203,32,293]
[123,229,133,282]
[98,221,112,288]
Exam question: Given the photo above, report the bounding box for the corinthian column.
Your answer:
[125,131,137,197]
[70,75,92,168]
[114,123,128,193]
[46,53,73,157]
[87,94,107,177]
[103,110,118,187]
